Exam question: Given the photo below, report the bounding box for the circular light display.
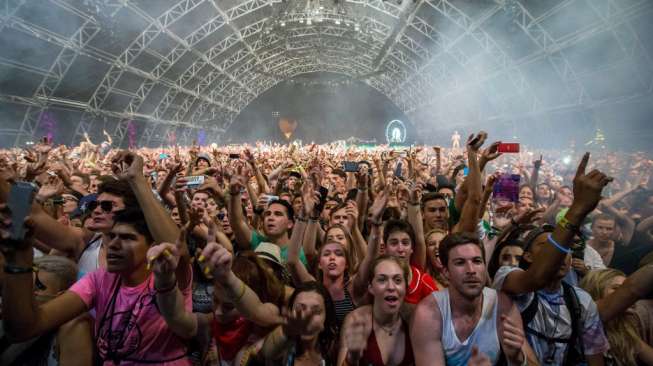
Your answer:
[385,120,406,144]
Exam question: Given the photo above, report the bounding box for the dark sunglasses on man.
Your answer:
[86,200,115,213]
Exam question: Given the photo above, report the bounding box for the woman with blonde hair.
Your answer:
[580,268,653,365]
[424,228,448,288]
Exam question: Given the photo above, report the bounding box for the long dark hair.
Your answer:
[287,281,337,359]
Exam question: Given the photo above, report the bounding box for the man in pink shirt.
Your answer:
[2,151,192,365]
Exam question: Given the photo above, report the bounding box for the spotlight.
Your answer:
[563,156,572,165]
[306,18,312,25]
[280,21,286,27]
[335,19,341,25]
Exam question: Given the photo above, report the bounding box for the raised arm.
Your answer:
[226,174,253,251]
[244,149,270,195]
[406,182,426,269]
[112,151,188,287]
[453,133,485,233]
[0,222,87,341]
[595,264,653,323]
[599,201,636,245]
[352,188,388,303]
[199,242,283,328]
[287,215,316,286]
[501,153,612,295]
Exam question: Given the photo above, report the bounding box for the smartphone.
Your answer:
[229,153,240,159]
[497,143,520,153]
[159,153,169,160]
[342,161,360,173]
[492,174,520,203]
[7,182,38,241]
[185,175,205,189]
[394,161,403,178]
[345,188,358,202]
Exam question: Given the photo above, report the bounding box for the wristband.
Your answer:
[558,216,580,233]
[233,280,246,303]
[546,234,571,255]
[4,264,33,274]
[154,281,177,294]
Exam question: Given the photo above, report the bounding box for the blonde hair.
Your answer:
[580,269,640,366]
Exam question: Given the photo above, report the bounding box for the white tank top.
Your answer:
[433,287,501,366]
[77,234,102,279]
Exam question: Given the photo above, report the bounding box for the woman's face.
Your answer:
[318,243,347,279]
[426,232,446,269]
[206,197,218,216]
[369,260,406,314]
[519,186,533,200]
[325,227,347,249]
[498,245,523,268]
[292,291,326,340]
[603,275,626,298]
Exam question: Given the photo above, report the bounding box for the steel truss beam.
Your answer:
[407,0,651,124]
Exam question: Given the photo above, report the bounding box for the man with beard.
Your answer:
[411,232,536,365]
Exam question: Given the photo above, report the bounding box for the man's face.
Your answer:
[70,175,88,193]
[196,159,209,170]
[62,194,78,214]
[385,231,413,261]
[89,175,99,194]
[558,187,573,207]
[191,192,209,210]
[292,196,303,219]
[528,234,571,279]
[106,223,150,274]
[423,198,449,230]
[263,203,292,237]
[322,200,339,222]
[537,184,551,199]
[330,208,349,228]
[444,244,486,300]
[592,219,616,242]
[88,193,125,233]
[171,207,182,227]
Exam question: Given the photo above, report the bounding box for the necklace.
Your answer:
[373,312,401,336]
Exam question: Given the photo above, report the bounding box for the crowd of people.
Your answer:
[0,131,652,366]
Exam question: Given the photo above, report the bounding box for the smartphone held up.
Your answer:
[7,182,38,241]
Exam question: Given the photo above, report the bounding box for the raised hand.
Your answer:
[111,150,144,181]
[369,186,389,223]
[481,141,502,163]
[282,306,318,338]
[344,317,369,363]
[344,201,359,230]
[147,242,180,279]
[468,346,492,366]
[571,153,613,216]
[500,315,525,364]
[466,131,488,152]
[197,242,232,281]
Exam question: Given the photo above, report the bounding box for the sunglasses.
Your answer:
[87,200,115,213]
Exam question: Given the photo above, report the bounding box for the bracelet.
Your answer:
[558,216,580,233]
[296,216,308,222]
[546,234,571,255]
[308,216,319,222]
[368,219,383,226]
[233,280,246,303]
[154,281,177,294]
[408,201,420,206]
[4,264,33,274]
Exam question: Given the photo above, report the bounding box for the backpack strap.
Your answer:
[561,281,585,366]
[521,292,540,329]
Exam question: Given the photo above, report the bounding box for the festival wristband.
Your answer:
[546,234,571,255]
[4,264,33,274]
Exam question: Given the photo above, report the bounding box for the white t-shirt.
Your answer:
[493,266,609,365]
[78,234,102,279]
